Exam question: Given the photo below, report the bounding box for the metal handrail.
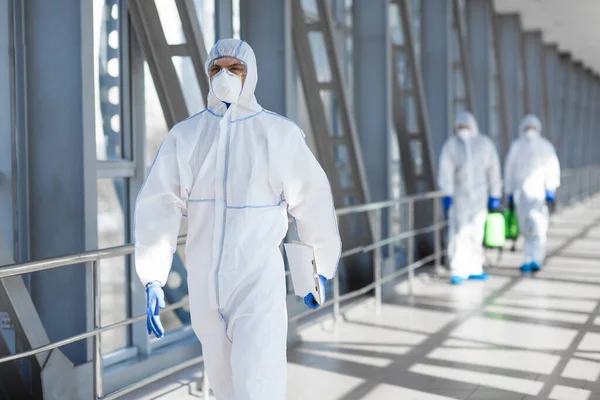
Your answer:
[3,163,598,399]
[0,190,443,280]
[0,190,446,399]
[0,237,187,280]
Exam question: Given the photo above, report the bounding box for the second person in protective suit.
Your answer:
[504,115,560,273]
[438,111,503,285]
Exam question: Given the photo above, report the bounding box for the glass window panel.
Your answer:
[389,4,404,46]
[335,144,352,190]
[194,0,215,53]
[94,0,122,160]
[309,32,332,83]
[232,0,241,39]
[173,56,205,115]
[144,62,169,169]
[97,178,128,353]
[301,0,319,17]
[319,90,335,137]
[155,0,185,45]
[395,52,411,90]
[410,139,423,176]
[411,0,421,65]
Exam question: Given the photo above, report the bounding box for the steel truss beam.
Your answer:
[291,0,372,251]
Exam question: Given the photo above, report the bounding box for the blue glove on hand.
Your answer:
[304,275,327,309]
[507,194,514,208]
[146,282,165,338]
[545,190,556,203]
[488,197,501,212]
[442,196,453,212]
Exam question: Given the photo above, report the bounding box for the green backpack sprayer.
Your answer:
[483,211,506,248]
[483,206,519,267]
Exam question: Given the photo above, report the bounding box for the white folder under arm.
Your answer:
[284,242,325,304]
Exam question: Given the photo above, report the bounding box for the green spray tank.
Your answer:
[484,211,506,248]
[504,207,519,240]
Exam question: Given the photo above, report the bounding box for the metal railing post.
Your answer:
[92,260,104,399]
[433,198,441,270]
[333,272,341,324]
[407,200,415,297]
[202,370,210,398]
[579,170,583,202]
[589,167,592,198]
[373,209,382,314]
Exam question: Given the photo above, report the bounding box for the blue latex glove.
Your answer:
[146,282,165,338]
[304,275,327,309]
[488,197,501,211]
[545,190,555,203]
[442,196,453,212]
[507,194,514,208]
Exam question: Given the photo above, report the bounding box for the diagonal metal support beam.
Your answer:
[128,0,210,129]
[488,6,511,156]
[291,0,372,251]
[452,0,475,112]
[390,0,436,194]
[0,241,74,400]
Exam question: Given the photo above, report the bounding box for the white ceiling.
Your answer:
[493,0,600,75]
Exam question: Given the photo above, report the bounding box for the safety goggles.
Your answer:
[208,60,247,78]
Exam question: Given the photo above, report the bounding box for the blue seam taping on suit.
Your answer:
[234,40,245,58]
[226,199,285,209]
[189,198,216,203]
[230,109,264,123]
[173,109,207,128]
[214,39,221,57]
[206,108,224,118]
[217,309,232,343]
[263,110,300,129]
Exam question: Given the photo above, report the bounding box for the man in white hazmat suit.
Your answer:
[504,114,560,273]
[134,38,341,399]
[438,111,503,285]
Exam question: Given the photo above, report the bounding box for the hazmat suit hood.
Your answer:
[454,111,479,139]
[205,38,262,118]
[519,114,542,138]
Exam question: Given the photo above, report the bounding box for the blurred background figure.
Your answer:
[438,111,503,285]
[504,114,561,273]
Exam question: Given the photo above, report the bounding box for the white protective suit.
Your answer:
[438,111,503,279]
[134,39,341,400]
[504,115,560,265]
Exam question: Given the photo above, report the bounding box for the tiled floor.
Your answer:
[121,196,600,400]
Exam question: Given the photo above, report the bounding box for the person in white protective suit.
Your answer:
[134,38,341,399]
[504,114,560,273]
[438,111,503,285]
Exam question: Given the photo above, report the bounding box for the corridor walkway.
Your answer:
[123,195,600,400]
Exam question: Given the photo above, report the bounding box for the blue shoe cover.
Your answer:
[530,262,541,272]
[450,276,466,285]
[468,272,489,281]
[520,263,532,273]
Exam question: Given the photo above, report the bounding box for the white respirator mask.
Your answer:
[524,128,537,138]
[211,69,243,104]
[456,128,472,140]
